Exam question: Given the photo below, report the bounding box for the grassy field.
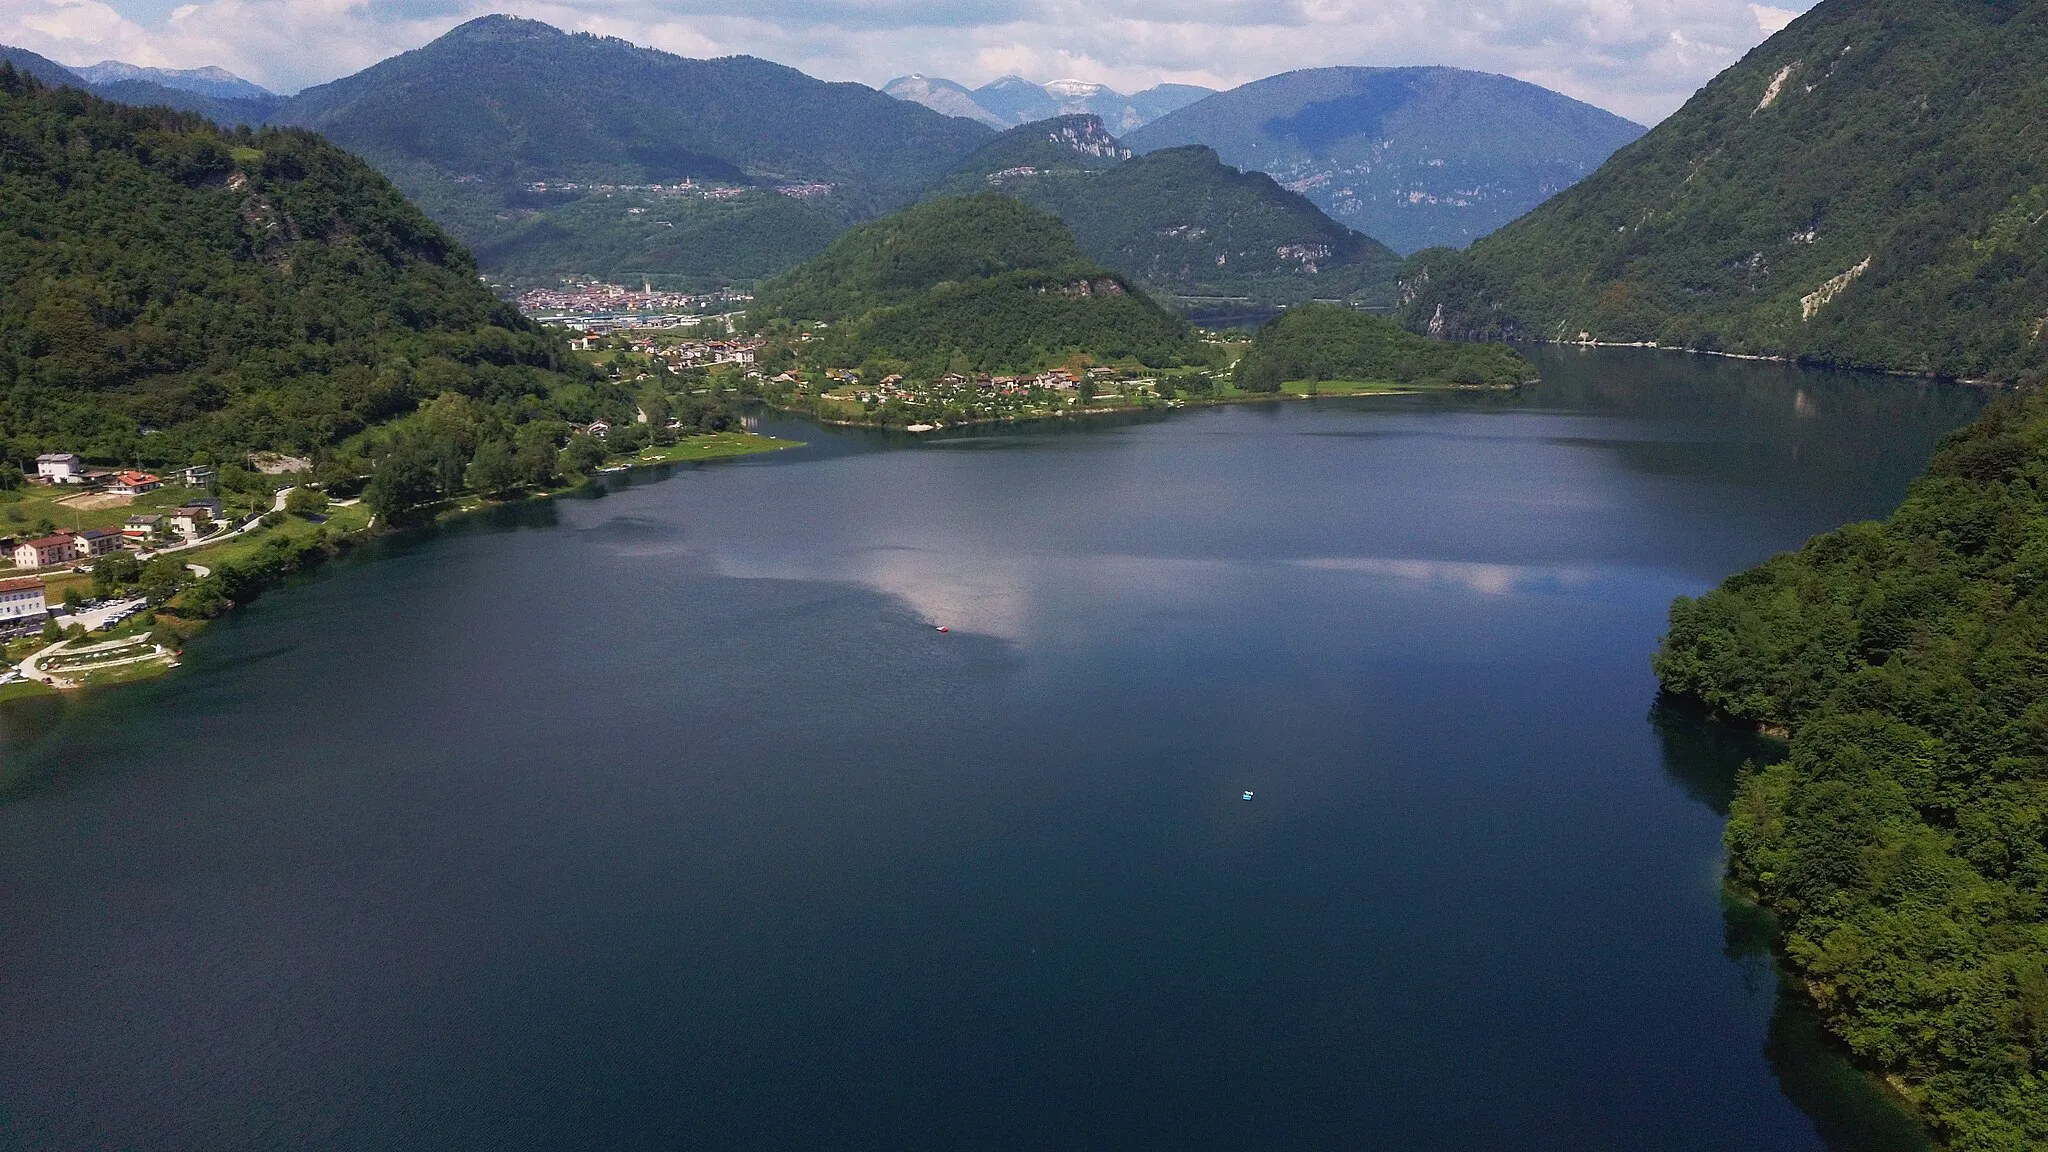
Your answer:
[1278,378,1418,397]
[624,431,800,464]
[0,677,55,702]
[182,503,374,571]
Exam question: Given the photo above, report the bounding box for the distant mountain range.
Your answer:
[2,18,1642,309]
[1400,0,2048,383]
[884,74,1213,132]
[0,43,277,124]
[73,60,273,100]
[1124,67,1645,254]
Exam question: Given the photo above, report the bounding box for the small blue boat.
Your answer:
[1242,791,1255,801]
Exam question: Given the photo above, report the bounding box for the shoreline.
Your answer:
[0,431,799,702]
[1543,338,2013,389]
[772,379,1521,434]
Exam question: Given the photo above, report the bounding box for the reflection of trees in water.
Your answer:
[1653,697,1932,1152]
[1523,347,1986,504]
[1647,694,1784,816]
[0,692,77,797]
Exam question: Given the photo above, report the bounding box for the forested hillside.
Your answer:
[266,15,991,286]
[1231,304,1532,391]
[753,195,1197,372]
[1402,0,2048,384]
[0,69,614,467]
[1656,388,2048,1149]
[933,117,1401,307]
[1125,67,1644,254]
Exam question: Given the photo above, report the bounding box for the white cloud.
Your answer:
[0,0,1821,122]
[1750,4,1800,34]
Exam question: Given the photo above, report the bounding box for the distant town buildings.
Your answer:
[513,281,753,333]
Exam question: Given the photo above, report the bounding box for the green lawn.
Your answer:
[0,677,56,702]
[1278,378,1417,397]
[626,431,801,464]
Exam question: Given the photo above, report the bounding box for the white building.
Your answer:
[36,453,83,484]
[0,576,46,626]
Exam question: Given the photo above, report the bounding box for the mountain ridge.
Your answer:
[1398,0,2048,383]
[75,60,273,100]
[884,73,1214,133]
[1124,66,1645,254]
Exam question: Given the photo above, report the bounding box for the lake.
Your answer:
[0,348,1988,1150]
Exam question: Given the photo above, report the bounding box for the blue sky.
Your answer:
[1,0,1820,122]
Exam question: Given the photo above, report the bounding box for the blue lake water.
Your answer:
[0,348,1987,1149]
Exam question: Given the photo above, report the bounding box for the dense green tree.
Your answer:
[284,487,328,517]
[1656,387,2048,1147]
[464,438,521,494]
[366,442,450,524]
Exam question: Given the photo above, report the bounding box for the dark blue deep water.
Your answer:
[0,350,1989,1150]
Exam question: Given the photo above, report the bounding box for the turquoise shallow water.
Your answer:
[0,349,1983,1149]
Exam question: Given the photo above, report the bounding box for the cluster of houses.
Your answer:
[7,498,226,573]
[32,454,216,491]
[807,367,1099,404]
[655,338,761,369]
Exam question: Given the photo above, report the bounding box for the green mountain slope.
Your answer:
[265,15,992,286]
[0,44,79,87]
[0,69,604,465]
[753,194,1196,370]
[1124,67,1644,254]
[1402,0,2048,383]
[88,77,278,125]
[1655,388,2048,1148]
[934,116,1402,307]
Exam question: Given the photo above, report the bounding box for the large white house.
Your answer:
[0,576,46,627]
[36,453,83,484]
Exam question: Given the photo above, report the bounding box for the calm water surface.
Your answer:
[0,349,1987,1150]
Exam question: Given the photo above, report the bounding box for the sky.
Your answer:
[0,0,1821,124]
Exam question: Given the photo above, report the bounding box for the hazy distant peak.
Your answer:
[75,59,272,100]
[886,74,1214,133]
[882,73,1004,126]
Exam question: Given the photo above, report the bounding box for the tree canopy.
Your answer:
[752,195,1200,371]
[1656,386,2048,1148]
[1230,303,1534,392]
[0,67,606,468]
